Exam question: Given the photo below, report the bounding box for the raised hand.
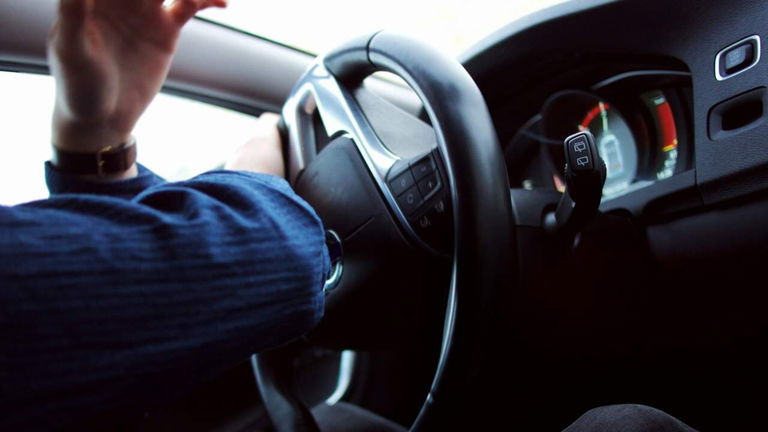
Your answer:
[48,0,227,156]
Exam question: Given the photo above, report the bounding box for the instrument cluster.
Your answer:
[507,71,692,201]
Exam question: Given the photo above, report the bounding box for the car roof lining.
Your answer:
[0,0,422,116]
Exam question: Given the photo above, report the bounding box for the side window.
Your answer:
[0,71,259,206]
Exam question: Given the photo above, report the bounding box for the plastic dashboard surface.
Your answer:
[460,0,768,220]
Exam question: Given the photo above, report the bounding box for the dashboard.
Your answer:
[462,0,768,222]
[453,0,768,429]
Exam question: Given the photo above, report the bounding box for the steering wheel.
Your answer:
[261,31,515,431]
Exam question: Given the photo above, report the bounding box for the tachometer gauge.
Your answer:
[641,90,679,181]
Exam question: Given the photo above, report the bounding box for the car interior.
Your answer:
[2,0,768,430]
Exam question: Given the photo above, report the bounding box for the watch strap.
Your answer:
[52,138,137,177]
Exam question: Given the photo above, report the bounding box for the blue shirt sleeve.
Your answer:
[45,161,167,199]
[1,167,329,430]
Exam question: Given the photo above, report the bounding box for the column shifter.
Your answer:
[544,131,607,237]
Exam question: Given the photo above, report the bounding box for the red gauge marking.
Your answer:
[657,101,678,152]
[580,103,610,129]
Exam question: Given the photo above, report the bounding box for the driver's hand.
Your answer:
[225,113,286,178]
[48,0,227,176]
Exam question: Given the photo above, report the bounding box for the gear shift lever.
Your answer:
[544,131,607,237]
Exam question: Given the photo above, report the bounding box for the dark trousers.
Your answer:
[563,404,697,432]
[310,402,697,431]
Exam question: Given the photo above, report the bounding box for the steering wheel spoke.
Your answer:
[283,59,452,254]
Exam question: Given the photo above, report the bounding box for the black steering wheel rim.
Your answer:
[282,31,516,430]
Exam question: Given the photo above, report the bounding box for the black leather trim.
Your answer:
[323,33,378,85]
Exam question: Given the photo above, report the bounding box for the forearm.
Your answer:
[1,171,327,430]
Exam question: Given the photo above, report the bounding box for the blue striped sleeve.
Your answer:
[0,168,328,430]
[45,162,167,199]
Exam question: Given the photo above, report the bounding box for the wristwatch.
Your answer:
[52,137,137,177]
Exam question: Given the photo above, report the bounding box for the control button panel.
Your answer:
[417,173,440,198]
[396,185,423,215]
[386,151,452,253]
[411,197,451,253]
[389,170,415,196]
[411,156,435,180]
[387,154,443,214]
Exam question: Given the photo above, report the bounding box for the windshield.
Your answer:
[199,0,570,56]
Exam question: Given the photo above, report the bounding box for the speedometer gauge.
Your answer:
[577,102,638,197]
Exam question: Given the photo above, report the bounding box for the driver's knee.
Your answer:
[563,404,697,432]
